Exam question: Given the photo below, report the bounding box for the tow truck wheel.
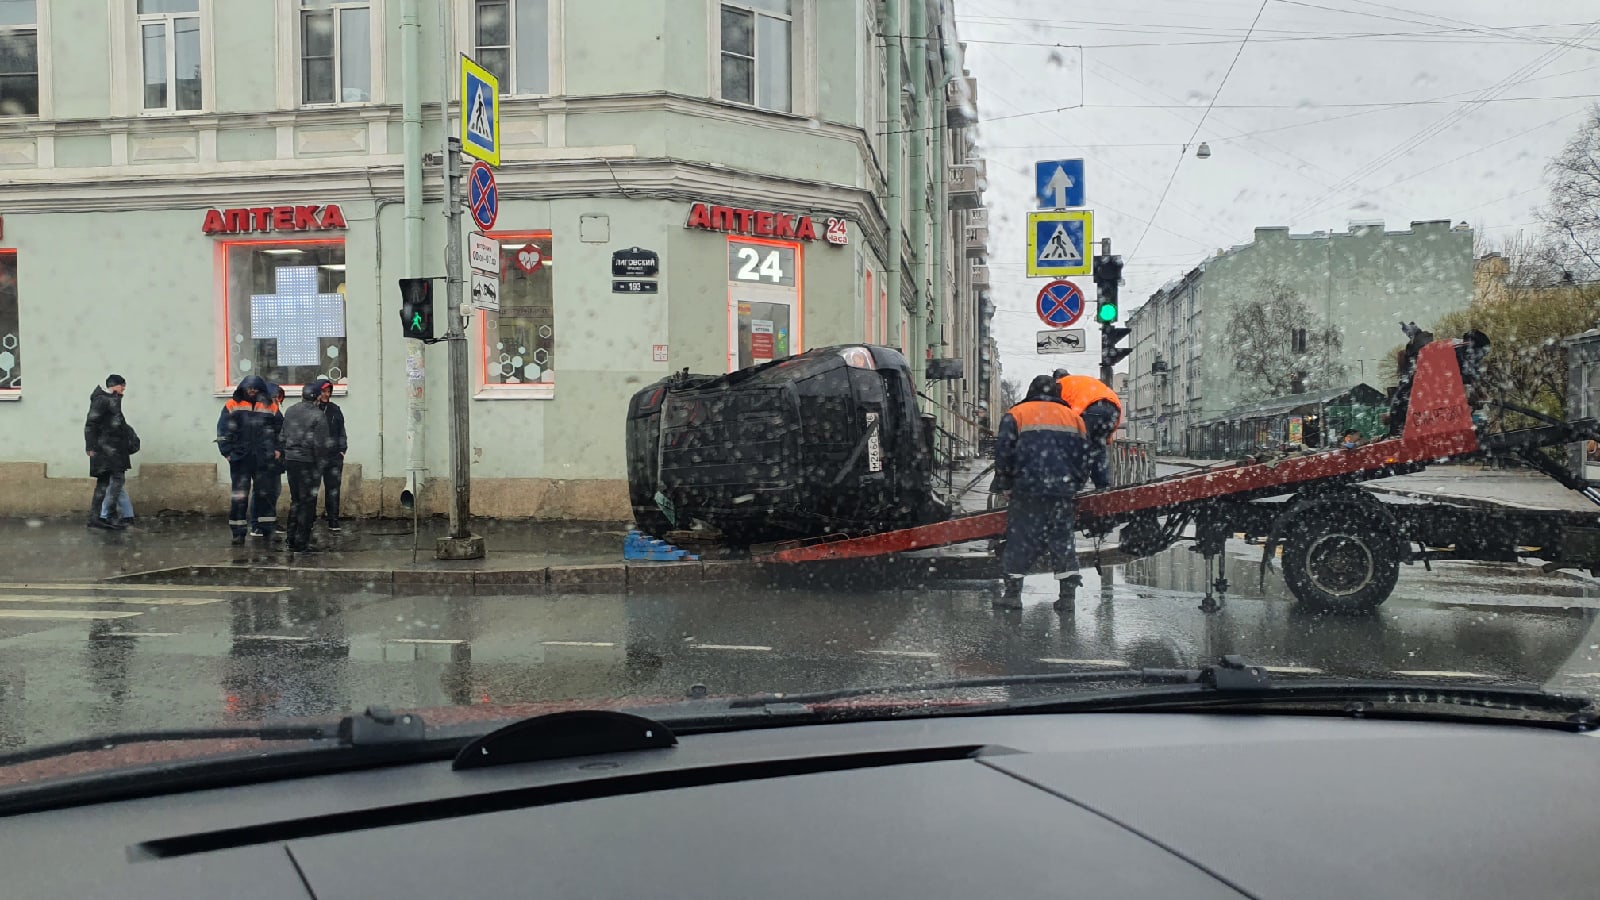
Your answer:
[1281,514,1400,612]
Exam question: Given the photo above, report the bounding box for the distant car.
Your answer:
[625,345,948,545]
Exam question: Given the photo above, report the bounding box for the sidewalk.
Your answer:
[0,516,629,585]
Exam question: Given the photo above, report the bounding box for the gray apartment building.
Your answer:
[1127,219,1474,455]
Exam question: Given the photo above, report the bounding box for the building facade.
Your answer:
[1127,220,1473,455]
[0,0,994,519]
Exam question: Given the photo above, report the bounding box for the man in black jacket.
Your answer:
[282,383,333,553]
[313,378,348,531]
[84,374,138,530]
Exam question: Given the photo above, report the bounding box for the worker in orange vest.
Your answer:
[1055,369,1119,489]
[992,375,1105,610]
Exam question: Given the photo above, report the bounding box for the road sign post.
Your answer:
[438,53,498,561]
[1026,210,1093,277]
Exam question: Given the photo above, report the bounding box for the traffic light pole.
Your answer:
[1098,238,1114,387]
[438,138,484,560]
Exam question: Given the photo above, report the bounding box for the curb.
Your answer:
[105,558,772,592]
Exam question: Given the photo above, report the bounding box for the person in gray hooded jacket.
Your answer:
[281,383,333,553]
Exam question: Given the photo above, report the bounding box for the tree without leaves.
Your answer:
[1434,251,1600,428]
[1222,281,1347,403]
[1541,105,1600,280]
[999,377,1023,410]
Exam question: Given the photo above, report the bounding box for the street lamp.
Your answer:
[1195,141,1212,159]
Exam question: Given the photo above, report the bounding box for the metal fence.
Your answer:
[1108,439,1157,486]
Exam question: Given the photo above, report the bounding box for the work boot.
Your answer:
[1054,574,1084,611]
[994,576,1024,609]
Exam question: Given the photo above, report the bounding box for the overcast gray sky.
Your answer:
[956,0,1600,388]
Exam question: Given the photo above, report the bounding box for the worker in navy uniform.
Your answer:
[216,374,282,546]
[312,378,348,532]
[1054,368,1119,490]
[992,375,1106,610]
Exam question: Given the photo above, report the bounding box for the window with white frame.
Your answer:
[473,0,549,96]
[0,0,38,117]
[138,0,201,112]
[718,1,790,113]
[300,0,370,105]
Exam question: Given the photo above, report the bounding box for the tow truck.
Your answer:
[764,338,1600,612]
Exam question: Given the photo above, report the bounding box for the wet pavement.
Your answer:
[2,537,1599,751]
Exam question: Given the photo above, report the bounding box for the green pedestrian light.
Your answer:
[399,277,436,341]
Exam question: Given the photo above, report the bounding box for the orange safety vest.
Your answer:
[1057,375,1123,429]
[1009,398,1088,435]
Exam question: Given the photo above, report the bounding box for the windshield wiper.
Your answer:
[965,656,1600,732]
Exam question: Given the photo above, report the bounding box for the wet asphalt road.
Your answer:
[3,539,1600,751]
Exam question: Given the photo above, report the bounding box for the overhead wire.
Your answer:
[1131,0,1272,257]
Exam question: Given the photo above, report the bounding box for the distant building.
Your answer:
[1128,220,1474,455]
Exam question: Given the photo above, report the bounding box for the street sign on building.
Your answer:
[1035,279,1085,328]
[1035,159,1085,209]
[467,161,498,231]
[468,231,498,274]
[470,270,500,312]
[460,55,500,166]
[613,279,659,294]
[1037,329,1087,354]
[1026,210,1093,277]
[611,247,660,277]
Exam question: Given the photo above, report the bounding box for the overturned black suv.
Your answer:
[625,345,948,545]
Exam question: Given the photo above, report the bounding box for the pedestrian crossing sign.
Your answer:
[1026,210,1093,277]
[460,54,500,166]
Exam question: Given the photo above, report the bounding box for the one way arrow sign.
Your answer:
[1035,159,1085,209]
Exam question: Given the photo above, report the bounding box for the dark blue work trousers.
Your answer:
[1002,493,1080,577]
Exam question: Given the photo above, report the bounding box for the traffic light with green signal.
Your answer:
[1093,254,1124,323]
[399,277,436,341]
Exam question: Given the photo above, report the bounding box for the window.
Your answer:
[727,238,801,371]
[224,241,348,388]
[301,0,370,105]
[480,233,555,393]
[719,1,790,112]
[0,0,37,117]
[1291,327,1308,353]
[138,1,201,112]
[0,251,18,393]
[474,0,549,96]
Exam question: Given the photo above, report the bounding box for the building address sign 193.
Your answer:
[202,204,349,235]
[686,202,847,246]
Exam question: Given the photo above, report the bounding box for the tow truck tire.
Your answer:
[1281,513,1401,612]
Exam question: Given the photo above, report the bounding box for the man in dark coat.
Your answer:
[992,375,1105,610]
[216,374,281,545]
[84,374,138,530]
[313,378,348,531]
[281,383,333,553]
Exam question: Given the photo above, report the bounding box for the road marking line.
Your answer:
[862,649,940,659]
[1261,665,1324,675]
[0,583,289,594]
[1393,669,1490,679]
[100,632,183,638]
[0,609,142,620]
[0,595,224,607]
[233,634,312,642]
[541,640,616,648]
[691,643,773,652]
[387,638,466,645]
[1038,658,1130,667]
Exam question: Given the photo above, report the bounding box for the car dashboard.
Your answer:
[4,712,1598,899]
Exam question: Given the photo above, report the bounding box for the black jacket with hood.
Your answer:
[281,386,333,464]
[85,386,138,476]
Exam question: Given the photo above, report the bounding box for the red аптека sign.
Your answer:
[687,202,824,242]
[202,204,348,235]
